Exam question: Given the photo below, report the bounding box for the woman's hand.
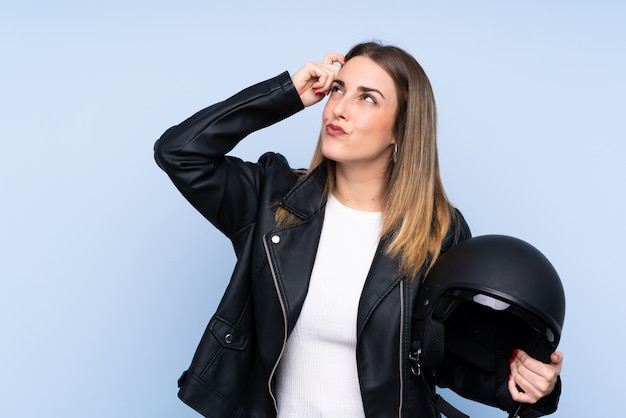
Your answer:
[291,53,346,107]
[508,349,563,404]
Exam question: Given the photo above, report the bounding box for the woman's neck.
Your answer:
[333,164,387,212]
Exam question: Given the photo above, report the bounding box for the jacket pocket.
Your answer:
[179,313,257,417]
[209,315,250,351]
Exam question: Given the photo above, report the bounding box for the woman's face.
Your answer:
[321,56,398,169]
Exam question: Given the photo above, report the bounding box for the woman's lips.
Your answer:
[326,124,346,136]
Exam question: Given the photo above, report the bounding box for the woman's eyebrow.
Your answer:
[332,79,385,99]
[359,86,385,99]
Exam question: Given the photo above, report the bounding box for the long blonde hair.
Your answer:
[277,42,456,277]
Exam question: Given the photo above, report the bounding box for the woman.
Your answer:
[154,42,563,417]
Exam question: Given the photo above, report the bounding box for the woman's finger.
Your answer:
[508,370,541,404]
[509,349,561,403]
[322,53,346,65]
[292,58,342,107]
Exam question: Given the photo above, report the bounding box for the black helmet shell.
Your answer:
[414,235,565,371]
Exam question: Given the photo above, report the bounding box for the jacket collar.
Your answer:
[279,163,328,220]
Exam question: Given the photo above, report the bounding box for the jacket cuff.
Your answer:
[499,376,561,417]
[523,376,561,417]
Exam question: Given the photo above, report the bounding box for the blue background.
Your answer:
[1,1,624,416]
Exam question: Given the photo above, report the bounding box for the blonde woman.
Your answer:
[155,42,562,417]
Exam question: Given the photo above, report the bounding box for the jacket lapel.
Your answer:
[356,239,403,337]
[264,164,328,334]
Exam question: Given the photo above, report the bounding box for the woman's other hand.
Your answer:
[291,54,345,107]
[508,349,563,404]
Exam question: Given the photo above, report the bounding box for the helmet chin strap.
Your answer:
[508,402,523,418]
[431,393,470,418]
[409,345,469,418]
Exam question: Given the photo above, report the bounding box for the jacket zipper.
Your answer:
[263,235,289,415]
[398,279,404,418]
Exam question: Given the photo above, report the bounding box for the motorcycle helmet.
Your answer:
[413,234,565,378]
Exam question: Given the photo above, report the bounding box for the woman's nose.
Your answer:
[332,98,349,120]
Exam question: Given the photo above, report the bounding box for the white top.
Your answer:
[276,193,382,418]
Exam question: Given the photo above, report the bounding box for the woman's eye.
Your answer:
[330,85,342,94]
[363,94,376,104]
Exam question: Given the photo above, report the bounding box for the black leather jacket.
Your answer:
[154,72,559,417]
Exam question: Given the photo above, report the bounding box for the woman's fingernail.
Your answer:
[508,374,513,381]
[315,92,323,96]
[509,357,515,364]
[513,349,519,358]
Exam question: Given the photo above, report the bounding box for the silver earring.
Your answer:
[392,144,398,163]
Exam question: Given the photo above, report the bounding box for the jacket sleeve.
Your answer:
[154,71,304,238]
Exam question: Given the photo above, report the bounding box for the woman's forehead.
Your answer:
[336,56,395,94]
